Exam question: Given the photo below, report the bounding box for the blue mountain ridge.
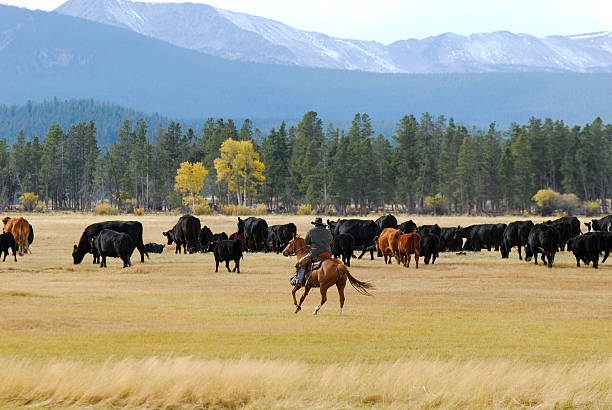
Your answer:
[1,5,611,134]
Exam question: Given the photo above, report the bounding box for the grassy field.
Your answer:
[0,213,610,408]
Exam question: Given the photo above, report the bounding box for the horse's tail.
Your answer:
[339,264,373,296]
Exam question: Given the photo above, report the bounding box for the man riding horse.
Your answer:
[294,217,333,286]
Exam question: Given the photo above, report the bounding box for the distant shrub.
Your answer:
[532,188,561,216]
[94,202,119,216]
[123,198,137,213]
[425,194,447,215]
[583,201,600,216]
[134,208,145,216]
[558,193,581,215]
[221,205,236,216]
[35,201,46,213]
[297,204,314,215]
[220,204,265,216]
[194,204,212,215]
[19,192,39,212]
[254,204,267,215]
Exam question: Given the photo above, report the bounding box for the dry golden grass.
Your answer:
[0,213,610,408]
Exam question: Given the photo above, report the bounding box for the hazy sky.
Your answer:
[3,0,611,43]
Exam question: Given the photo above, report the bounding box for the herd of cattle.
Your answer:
[2,212,611,271]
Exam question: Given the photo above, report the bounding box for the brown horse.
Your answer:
[282,234,373,315]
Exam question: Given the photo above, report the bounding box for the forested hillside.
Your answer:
[1,111,609,215]
[0,99,168,146]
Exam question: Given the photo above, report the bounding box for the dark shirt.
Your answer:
[305,225,333,258]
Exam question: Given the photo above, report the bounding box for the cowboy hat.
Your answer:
[311,217,325,226]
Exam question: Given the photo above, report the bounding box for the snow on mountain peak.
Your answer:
[54,0,612,74]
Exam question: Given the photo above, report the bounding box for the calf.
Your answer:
[213,239,243,273]
[331,233,354,267]
[439,227,462,252]
[566,234,600,268]
[398,220,417,234]
[418,224,441,237]
[398,232,420,268]
[199,226,213,252]
[585,215,612,232]
[420,233,439,265]
[3,217,31,256]
[375,227,402,264]
[208,232,229,252]
[92,229,136,268]
[269,223,297,253]
[145,242,165,254]
[524,223,559,268]
[0,231,17,262]
[589,231,612,263]
[500,221,534,260]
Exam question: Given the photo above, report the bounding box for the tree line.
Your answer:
[0,111,610,214]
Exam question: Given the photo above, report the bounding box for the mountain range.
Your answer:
[0,3,611,132]
[55,0,612,74]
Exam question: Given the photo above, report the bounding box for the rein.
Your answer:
[287,243,310,256]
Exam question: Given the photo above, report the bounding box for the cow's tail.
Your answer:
[339,264,373,296]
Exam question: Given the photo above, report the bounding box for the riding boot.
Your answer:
[295,256,312,286]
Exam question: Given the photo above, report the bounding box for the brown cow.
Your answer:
[229,232,247,249]
[398,232,420,268]
[375,227,402,264]
[3,216,31,256]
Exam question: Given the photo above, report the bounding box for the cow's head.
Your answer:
[162,231,174,245]
[237,217,244,234]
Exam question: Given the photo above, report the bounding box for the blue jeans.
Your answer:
[297,266,306,285]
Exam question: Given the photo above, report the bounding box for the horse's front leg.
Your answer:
[297,286,311,314]
[291,285,301,311]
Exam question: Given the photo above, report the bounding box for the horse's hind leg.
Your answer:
[314,283,332,315]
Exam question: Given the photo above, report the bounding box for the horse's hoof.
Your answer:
[294,306,301,314]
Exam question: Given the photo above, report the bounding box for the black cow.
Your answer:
[456,224,506,252]
[266,228,277,252]
[566,234,600,268]
[208,232,229,252]
[28,223,34,247]
[586,215,612,232]
[331,233,354,266]
[524,223,560,268]
[163,215,201,254]
[545,216,581,251]
[73,221,148,264]
[92,229,136,268]
[500,221,534,260]
[375,214,398,234]
[398,220,417,234]
[237,217,269,252]
[418,224,441,237]
[439,227,462,252]
[213,239,243,273]
[589,231,612,263]
[420,233,439,264]
[199,226,213,252]
[328,219,378,260]
[0,231,17,262]
[145,242,165,254]
[268,223,297,254]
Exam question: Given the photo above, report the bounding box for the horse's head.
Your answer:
[282,234,304,257]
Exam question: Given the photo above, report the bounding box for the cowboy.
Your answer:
[295,217,333,286]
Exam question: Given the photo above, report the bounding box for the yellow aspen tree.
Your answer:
[214,138,265,206]
[174,161,208,210]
